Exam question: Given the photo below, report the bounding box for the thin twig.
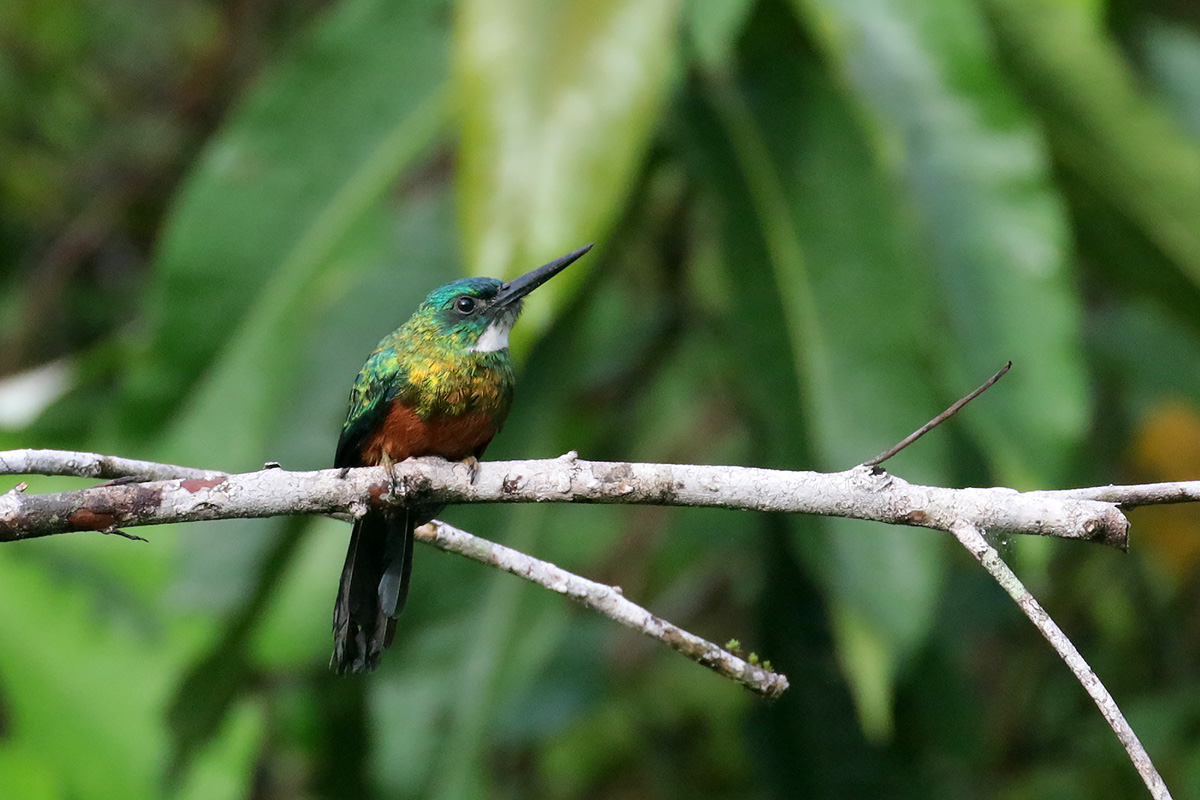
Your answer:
[101,528,148,543]
[864,362,1012,467]
[0,448,225,482]
[951,522,1171,799]
[1038,482,1200,508]
[419,520,788,697]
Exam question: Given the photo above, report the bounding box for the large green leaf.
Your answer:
[985,0,1200,333]
[0,551,173,799]
[688,2,950,738]
[455,0,682,335]
[984,0,1200,270]
[684,0,756,69]
[113,0,450,455]
[1142,18,1200,143]
[1068,20,1200,331]
[166,519,305,785]
[794,0,1090,487]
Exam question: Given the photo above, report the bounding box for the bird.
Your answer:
[330,243,593,673]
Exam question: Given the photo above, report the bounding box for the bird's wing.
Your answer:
[334,346,406,468]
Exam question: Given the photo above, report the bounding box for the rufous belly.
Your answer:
[360,399,499,466]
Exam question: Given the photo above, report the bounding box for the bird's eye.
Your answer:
[455,296,477,314]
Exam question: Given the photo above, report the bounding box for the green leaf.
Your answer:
[690,3,949,738]
[0,744,58,800]
[251,518,350,669]
[166,520,305,785]
[794,0,1090,487]
[684,0,755,69]
[984,0,1200,286]
[455,0,682,334]
[114,0,450,452]
[1142,18,1200,142]
[0,550,173,799]
[173,701,263,800]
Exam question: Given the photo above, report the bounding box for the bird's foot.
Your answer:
[462,456,481,484]
[380,452,400,504]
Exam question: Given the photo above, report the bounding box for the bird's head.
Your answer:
[412,244,593,353]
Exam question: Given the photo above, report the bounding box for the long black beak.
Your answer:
[493,244,593,308]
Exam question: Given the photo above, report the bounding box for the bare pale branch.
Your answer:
[0,450,1130,547]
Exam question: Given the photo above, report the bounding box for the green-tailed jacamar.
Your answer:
[331,244,593,673]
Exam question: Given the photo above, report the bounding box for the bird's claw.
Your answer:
[380,453,401,504]
[462,456,481,484]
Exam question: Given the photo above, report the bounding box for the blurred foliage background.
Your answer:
[3,0,1200,796]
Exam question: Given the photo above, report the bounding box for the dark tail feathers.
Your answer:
[331,508,414,674]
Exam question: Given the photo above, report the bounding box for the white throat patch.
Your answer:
[469,319,512,353]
